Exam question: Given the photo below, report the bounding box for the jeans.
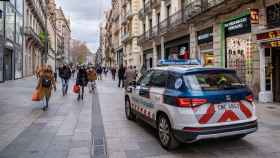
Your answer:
[78,86,85,100]
[118,78,124,88]
[61,79,69,95]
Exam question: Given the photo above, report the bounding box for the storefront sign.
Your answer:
[250,9,259,24]
[224,15,251,37]
[267,2,280,28]
[197,27,213,44]
[256,30,280,40]
[261,40,280,48]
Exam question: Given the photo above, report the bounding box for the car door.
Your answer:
[149,70,169,122]
[130,71,153,117]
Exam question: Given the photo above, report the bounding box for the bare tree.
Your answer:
[70,39,91,64]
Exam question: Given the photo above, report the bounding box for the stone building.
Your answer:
[0,0,24,82]
[120,0,142,69]
[23,0,47,77]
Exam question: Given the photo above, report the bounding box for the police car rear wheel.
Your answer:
[125,99,135,120]
[157,115,180,150]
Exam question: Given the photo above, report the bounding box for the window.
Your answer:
[0,2,4,36]
[16,0,23,14]
[150,71,168,88]
[138,71,153,86]
[183,71,245,91]
[167,73,181,89]
[5,3,15,41]
[16,12,23,45]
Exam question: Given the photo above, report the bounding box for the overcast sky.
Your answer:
[56,0,111,53]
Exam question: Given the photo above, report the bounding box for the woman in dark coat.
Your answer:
[76,65,88,101]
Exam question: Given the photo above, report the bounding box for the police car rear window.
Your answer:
[183,72,246,91]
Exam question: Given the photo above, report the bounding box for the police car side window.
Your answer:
[166,73,181,90]
[139,71,153,86]
[150,71,168,88]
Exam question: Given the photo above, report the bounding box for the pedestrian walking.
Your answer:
[76,65,88,101]
[36,65,56,111]
[96,66,102,80]
[124,66,137,89]
[118,64,126,88]
[111,66,116,81]
[87,66,97,93]
[59,64,72,96]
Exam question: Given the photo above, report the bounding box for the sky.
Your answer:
[56,0,111,53]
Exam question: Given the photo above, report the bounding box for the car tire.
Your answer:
[157,114,180,150]
[125,98,135,121]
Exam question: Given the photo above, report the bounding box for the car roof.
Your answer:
[152,65,235,74]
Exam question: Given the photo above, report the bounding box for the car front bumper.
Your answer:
[173,120,258,143]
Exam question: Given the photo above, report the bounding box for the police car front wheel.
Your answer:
[125,98,135,120]
[157,115,180,150]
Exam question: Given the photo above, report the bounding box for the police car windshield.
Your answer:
[183,71,246,91]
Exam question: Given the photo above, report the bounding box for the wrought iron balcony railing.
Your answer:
[24,27,44,48]
[138,0,226,44]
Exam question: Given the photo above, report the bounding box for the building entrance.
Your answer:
[4,49,13,81]
[272,48,280,102]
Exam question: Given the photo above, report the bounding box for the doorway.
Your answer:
[3,49,13,81]
[272,47,280,102]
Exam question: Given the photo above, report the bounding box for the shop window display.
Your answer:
[226,34,253,85]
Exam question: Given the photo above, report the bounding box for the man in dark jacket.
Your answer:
[76,65,88,101]
[59,64,72,96]
[118,64,126,88]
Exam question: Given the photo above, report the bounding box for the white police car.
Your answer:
[125,60,258,150]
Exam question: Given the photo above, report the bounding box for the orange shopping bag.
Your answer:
[32,90,41,101]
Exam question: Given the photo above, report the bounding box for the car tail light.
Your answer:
[246,95,254,102]
[176,98,208,108]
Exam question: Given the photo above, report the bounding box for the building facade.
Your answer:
[121,0,142,69]
[23,0,47,77]
[0,0,24,82]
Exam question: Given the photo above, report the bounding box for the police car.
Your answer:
[125,60,258,150]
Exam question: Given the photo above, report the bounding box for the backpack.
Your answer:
[42,76,51,88]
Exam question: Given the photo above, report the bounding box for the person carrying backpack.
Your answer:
[36,65,56,111]
[60,64,72,96]
[76,65,88,101]
[87,66,97,93]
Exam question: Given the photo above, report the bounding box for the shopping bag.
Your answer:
[32,90,41,101]
[73,84,80,94]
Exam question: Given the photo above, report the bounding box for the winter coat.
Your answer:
[59,67,72,80]
[76,69,88,86]
[36,69,56,99]
[118,67,126,79]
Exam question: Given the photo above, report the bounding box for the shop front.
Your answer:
[224,15,253,86]
[197,27,214,66]
[164,36,190,60]
[257,30,280,103]
[256,2,280,103]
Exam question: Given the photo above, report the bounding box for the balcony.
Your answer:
[126,9,133,20]
[24,27,44,48]
[26,0,45,29]
[122,0,128,8]
[121,33,131,43]
[138,0,152,19]
[151,0,161,8]
[139,0,230,44]
[121,16,128,25]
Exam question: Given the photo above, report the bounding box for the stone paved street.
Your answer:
[96,78,280,158]
[0,77,92,158]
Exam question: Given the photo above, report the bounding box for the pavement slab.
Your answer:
[0,77,92,158]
